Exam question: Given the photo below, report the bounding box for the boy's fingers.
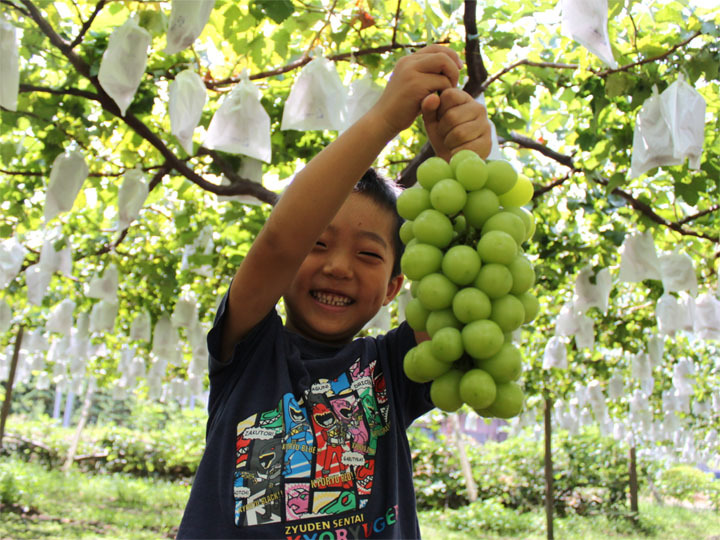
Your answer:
[415,44,463,69]
[421,93,441,118]
[411,52,461,89]
[437,88,473,118]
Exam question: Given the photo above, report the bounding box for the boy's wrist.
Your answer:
[361,103,402,145]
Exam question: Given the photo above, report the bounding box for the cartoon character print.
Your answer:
[310,396,348,481]
[373,368,390,424]
[231,357,392,528]
[282,394,314,479]
[285,483,311,520]
[355,459,375,497]
[331,395,369,449]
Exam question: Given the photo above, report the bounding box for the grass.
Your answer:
[0,457,190,539]
[2,457,719,539]
[419,501,720,540]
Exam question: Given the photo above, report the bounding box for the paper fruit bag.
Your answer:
[44,151,89,222]
[118,168,149,231]
[344,74,383,129]
[98,17,151,116]
[169,69,207,154]
[660,75,706,169]
[164,0,215,55]
[281,55,347,131]
[617,231,661,282]
[0,14,19,111]
[205,71,272,162]
[561,0,618,68]
[629,87,683,179]
[0,236,27,289]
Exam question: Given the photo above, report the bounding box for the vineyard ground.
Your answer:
[0,457,718,539]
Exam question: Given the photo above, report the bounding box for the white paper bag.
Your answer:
[46,299,75,335]
[44,151,89,222]
[555,300,581,336]
[647,333,664,368]
[281,54,347,131]
[561,0,618,68]
[164,0,214,55]
[129,309,152,342]
[344,74,383,129]
[607,374,624,400]
[86,263,119,302]
[629,87,683,179]
[617,231,661,282]
[0,236,26,289]
[659,251,697,297]
[656,292,690,336]
[152,315,179,359]
[0,14,19,111]
[168,69,207,155]
[543,336,568,369]
[171,292,198,328]
[574,314,595,350]
[694,293,720,340]
[25,265,52,305]
[89,300,118,333]
[205,71,272,162]
[659,75,706,169]
[98,17,151,116]
[574,266,611,314]
[0,299,11,334]
[117,168,149,230]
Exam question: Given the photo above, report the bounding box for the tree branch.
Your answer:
[480,59,578,93]
[593,30,703,78]
[19,83,99,101]
[0,0,29,16]
[501,132,575,168]
[391,0,402,46]
[397,1,486,188]
[68,0,107,50]
[207,40,446,89]
[677,205,720,226]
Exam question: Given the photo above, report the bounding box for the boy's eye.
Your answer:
[315,241,327,248]
[359,251,383,260]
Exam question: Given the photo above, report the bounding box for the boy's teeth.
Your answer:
[313,291,352,306]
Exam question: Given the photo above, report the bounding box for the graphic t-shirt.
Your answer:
[177,294,433,539]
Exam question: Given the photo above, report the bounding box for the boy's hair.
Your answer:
[353,168,404,277]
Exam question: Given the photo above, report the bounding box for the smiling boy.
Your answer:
[177,45,491,539]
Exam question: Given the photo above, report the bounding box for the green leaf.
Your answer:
[251,0,294,24]
[273,29,291,58]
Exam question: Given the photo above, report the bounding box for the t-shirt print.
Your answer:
[232,357,391,528]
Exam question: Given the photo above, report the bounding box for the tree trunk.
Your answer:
[0,325,24,450]
[452,413,478,502]
[629,445,639,519]
[62,380,95,473]
[62,388,75,427]
[544,395,554,540]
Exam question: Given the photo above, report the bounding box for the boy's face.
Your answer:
[283,192,404,345]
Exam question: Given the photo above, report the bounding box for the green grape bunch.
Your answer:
[397,150,538,419]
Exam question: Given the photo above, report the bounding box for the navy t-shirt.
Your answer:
[177,293,433,539]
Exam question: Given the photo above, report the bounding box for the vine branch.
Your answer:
[68,0,107,49]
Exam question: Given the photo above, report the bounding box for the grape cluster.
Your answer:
[397,150,538,419]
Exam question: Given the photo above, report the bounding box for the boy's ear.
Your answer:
[383,274,405,306]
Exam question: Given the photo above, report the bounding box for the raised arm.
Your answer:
[219,46,463,363]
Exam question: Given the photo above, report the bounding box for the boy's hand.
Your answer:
[422,88,492,162]
[370,45,462,139]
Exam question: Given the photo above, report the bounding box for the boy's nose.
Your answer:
[322,253,353,279]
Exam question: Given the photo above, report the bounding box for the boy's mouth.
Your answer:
[311,290,354,307]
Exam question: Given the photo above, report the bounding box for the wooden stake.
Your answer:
[0,325,24,450]
[544,395,554,540]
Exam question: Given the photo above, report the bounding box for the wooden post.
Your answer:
[0,325,24,450]
[544,395,554,540]
[629,445,639,519]
[63,379,95,473]
[452,413,478,502]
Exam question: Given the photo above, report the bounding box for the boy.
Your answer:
[178,45,492,539]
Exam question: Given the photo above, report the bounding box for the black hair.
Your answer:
[353,168,404,277]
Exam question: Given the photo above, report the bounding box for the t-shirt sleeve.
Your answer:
[379,321,434,427]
